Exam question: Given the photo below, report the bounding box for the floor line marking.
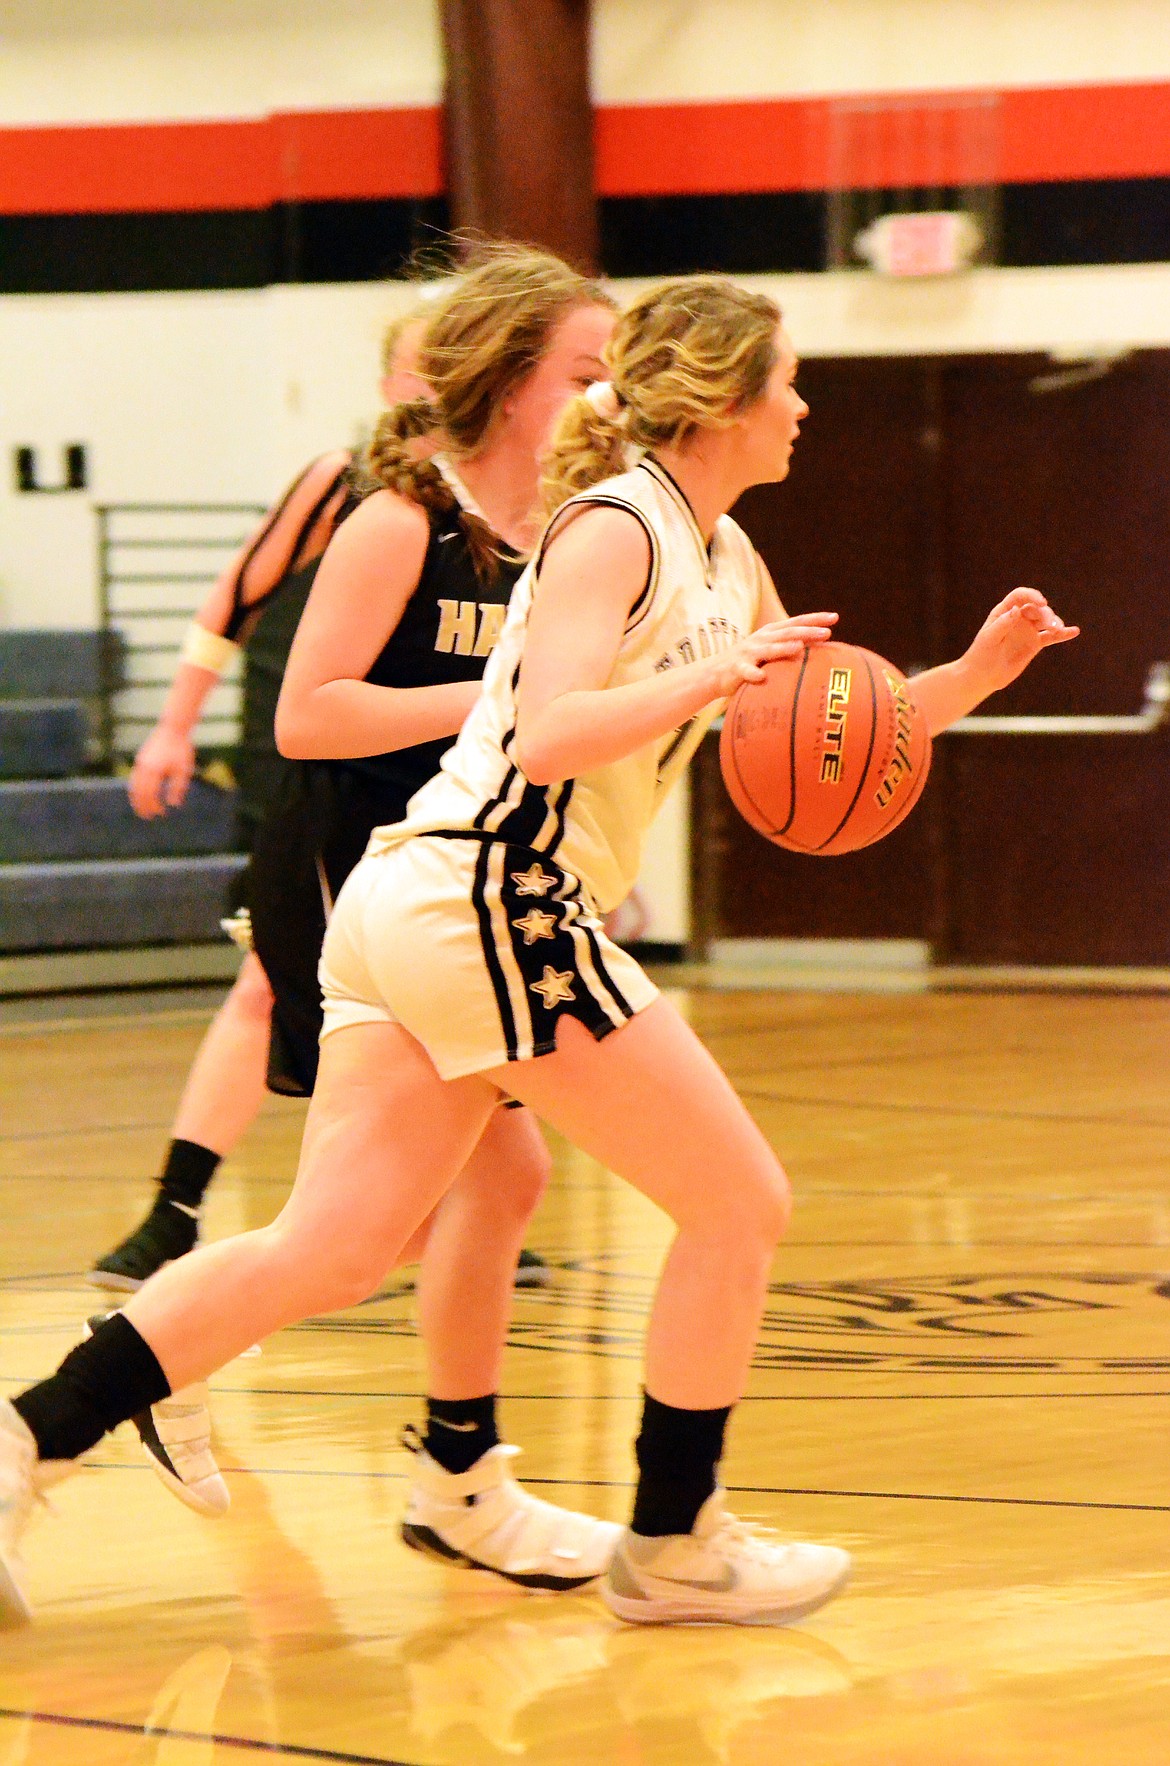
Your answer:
[64,1461,1170,1512]
[0,1708,411,1764]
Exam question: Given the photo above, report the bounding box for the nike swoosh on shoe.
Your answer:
[632,1560,737,1594]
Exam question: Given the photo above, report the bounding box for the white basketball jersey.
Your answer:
[368,456,763,910]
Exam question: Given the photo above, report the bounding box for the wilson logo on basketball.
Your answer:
[819,666,852,783]
[874,672,916,809]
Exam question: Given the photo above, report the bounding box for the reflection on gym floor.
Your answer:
[1,982,1168,1764]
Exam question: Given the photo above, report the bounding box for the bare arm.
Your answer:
[910,587,1079,735]
[754,557,1077,738]
[276,490,481,761]
[129,451,352,815]
[753,553,783,626]
[513,509,836,786]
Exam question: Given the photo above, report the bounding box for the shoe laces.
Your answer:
[705,1504,791,1563]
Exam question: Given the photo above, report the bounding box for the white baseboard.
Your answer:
[0,942,242,998]
[709,938,930,970]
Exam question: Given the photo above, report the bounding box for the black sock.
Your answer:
[630,1390,732,1538]
[423,1394,500,1476]
[159,1139,221,1211]
[12,1313,171,1462]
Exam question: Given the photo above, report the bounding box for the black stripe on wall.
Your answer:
[0,197,450,294]
[1,180,1168,293]
[1001,178,1170,267]
[601,177,1170,276]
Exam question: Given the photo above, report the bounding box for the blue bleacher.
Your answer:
[0,700,89,778]
[0,629,244,958]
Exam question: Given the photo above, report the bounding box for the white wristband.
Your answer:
[181,622,239,674]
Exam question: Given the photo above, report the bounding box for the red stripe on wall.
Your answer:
[1,83,1168,216]
[1001,84,1170,182]
[595,82,1170,195]
[0,108,444,215]
[271,108,445,203]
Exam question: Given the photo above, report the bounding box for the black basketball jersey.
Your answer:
[234,550,326,827]
[327,499,524,824]
[232,463,356,829]
[247,496,523,1097]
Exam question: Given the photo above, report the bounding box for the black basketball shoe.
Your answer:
[514,1249,552,1288]
[88,1197,199,1292]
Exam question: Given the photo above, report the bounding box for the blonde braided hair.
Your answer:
[354,242,615,579]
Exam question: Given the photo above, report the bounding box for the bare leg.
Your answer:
[416,1108,550,1399]
[486,999,791,1410]
[123,998,780,1405]
[124,1022,498,1390]
[171,952,274,1155]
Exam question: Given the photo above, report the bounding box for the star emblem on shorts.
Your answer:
[511,864,558,898]
[513,908,557,945]
[529,966,575,1008]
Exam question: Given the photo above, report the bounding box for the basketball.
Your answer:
[719,640,932,855]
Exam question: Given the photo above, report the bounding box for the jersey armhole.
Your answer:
[534,495,661,634]
[224,454,352,642]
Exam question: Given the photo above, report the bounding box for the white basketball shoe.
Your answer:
[602,1491,851,1626]
[0,1401,38,1625]
[401,1436,621,1591]
[133,1386,230,1517]
[0,1400,78,1626]
[85,1314,229,1518]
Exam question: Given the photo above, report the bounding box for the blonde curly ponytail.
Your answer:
[542,276,782,516]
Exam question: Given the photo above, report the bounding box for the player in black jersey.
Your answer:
[247,475,522,1097]
[87,308,426,1291]
[89,304,548,1291]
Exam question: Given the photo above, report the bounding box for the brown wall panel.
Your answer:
[942,738,1170,964]
[692,733,939,944]
[733,358,938,670]
[940,351,1170,714]
[695,358,940,949]
[695,350,1170,965]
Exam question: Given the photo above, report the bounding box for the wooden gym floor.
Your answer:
[1,978,1168,1764]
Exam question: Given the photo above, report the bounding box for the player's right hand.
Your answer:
[128,726,196,818]
[708,612,837,697]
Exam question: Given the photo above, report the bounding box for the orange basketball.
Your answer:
[719,640,932,855]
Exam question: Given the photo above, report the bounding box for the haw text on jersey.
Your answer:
[435,600,508,658]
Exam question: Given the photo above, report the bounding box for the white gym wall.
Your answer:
[5,0,1170,945]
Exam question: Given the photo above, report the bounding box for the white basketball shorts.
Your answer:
[319,834,659,1081]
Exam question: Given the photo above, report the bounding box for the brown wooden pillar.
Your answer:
[439,0,598,271]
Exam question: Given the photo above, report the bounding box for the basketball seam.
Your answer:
[777,646,809,839]
[812,650,879,854]
[722,692,784,838]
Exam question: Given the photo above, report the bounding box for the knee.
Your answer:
[481,1109,552,1223]
[762,1165,794,1243]
[716,1158,793,1252]
[505,1128,551,1220]
[229,954,275,1023]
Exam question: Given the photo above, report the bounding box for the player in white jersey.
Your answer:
[0,275,1076,1628]
[329,452,766,1075]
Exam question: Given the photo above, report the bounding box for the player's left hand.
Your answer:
[964,587,1079,694]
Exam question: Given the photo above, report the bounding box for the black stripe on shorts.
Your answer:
[496,846,628,1057]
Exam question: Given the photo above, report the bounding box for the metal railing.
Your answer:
[945,661,1170,735]
[95,502,266,768]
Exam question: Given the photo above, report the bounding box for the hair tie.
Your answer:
[583,380,622,419]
